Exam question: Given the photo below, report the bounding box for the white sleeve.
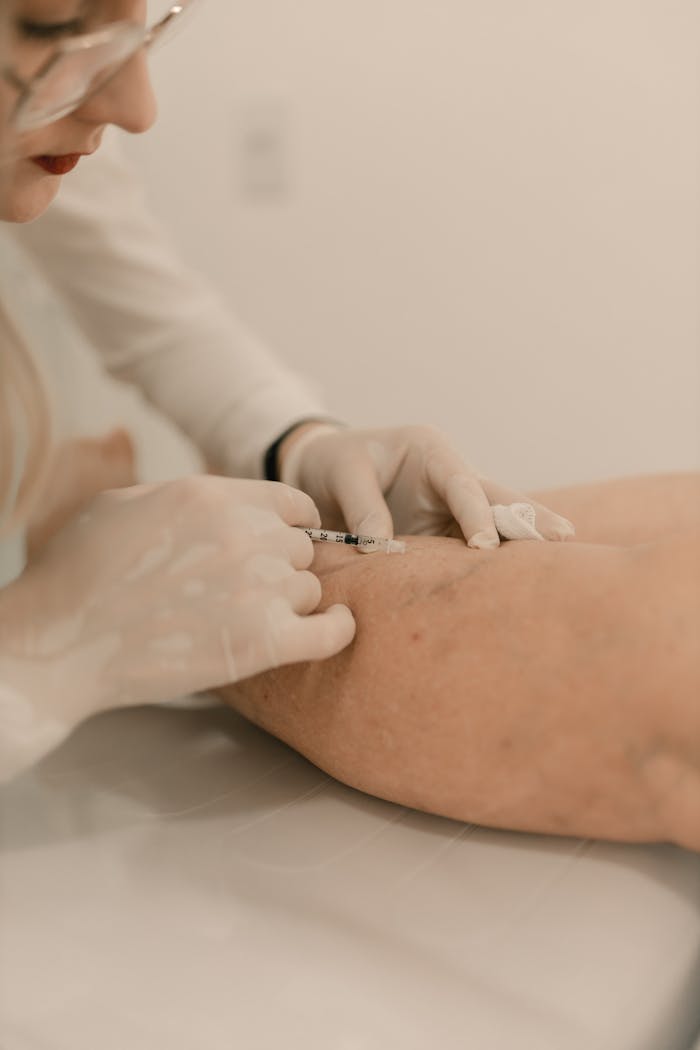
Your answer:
[10,130,327,480]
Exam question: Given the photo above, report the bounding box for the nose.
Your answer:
[74,50,157,135]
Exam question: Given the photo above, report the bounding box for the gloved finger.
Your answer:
[283,524,316,569]
[253,524,315,570]
[328,455,395,542]
[277,603,357,665]
[263,481,323,530]
[479,478,575,541]
[425,448,500,549]
[239,553,299,588]
[281,569,323,617]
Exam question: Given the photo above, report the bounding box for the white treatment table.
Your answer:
[1,699,699,1050]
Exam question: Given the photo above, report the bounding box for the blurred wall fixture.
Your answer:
[236,98,291,203]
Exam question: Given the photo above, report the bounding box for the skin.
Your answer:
[219,473,700,850]
[1,0,155,223]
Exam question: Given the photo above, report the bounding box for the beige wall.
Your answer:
[125,0,699,489]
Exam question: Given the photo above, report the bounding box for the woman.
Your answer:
[0,0,573,782]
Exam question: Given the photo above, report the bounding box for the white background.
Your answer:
[126,0,699,490]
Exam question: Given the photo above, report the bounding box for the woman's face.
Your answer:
[1,0,156,222]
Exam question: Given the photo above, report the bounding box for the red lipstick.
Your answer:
[31,154,83,175]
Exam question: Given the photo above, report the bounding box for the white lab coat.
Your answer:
[8,129,326,482]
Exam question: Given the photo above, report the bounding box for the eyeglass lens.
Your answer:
[20,30,143,129]
[16,3,197,131]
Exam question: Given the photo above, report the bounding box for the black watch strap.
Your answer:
[263,419,333,482]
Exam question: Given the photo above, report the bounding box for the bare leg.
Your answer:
[220,529,700,850]
[532,472,700,546]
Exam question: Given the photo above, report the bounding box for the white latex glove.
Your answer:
[280,424,575,549]
[0,476,355,780]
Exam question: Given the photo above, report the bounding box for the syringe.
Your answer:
[298,527,407,555]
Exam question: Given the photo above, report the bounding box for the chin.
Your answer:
[1,170,62,223]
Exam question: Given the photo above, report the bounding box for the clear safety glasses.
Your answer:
[3,1,197,133]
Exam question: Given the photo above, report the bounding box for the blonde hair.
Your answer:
[0,301,53,536]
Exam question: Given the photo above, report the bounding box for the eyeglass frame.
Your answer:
[2,1,194,132]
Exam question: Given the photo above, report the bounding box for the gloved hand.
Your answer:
[280,424,575,549]
[0,476,355,780]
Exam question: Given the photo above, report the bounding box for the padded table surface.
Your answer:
[1,700,699,1050]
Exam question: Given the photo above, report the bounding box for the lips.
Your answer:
[31,153,83,175]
